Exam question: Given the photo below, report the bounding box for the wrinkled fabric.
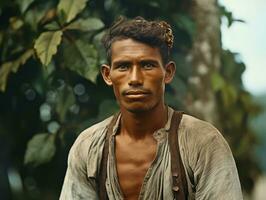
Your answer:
[60,107,243,200]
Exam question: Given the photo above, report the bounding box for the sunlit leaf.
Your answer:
[12,49,34,72]
[0,49,33,92]
[0,62,12,92]
[44,21,60,31]
[9,17,24,30]
[66,17,104,31]
[24,133,56,167]
[63,39,99,82]
[34,31,63,66]
[57,0,89,23]
[41,8,57,24]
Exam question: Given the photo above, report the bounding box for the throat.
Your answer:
[120,106,168,139]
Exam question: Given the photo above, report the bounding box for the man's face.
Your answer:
[101,38,175,113]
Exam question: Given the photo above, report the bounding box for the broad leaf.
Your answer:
[44,21,61,31]
[66,17,104,31]
[0,49,33,92]
[34,31,63,66]
[24,133,56,167]
[0,62,12,92]
[24,2,53,32]
[63,39,99,82]
[9,17,24,30]
[12,49,34,72]
[17,0,36,13]
[57,0,89,23]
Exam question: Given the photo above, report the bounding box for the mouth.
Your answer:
[123,90,151,98]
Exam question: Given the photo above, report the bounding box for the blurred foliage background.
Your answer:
[0,0,265,199]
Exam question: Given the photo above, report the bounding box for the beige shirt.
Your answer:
[60,107,243,200]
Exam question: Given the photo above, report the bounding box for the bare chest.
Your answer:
[115,137,157,200]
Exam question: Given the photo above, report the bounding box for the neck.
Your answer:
[119,104,168,140]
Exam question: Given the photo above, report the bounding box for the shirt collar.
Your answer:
[111,106,174,140]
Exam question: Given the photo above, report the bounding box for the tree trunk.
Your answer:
[186,0,221,125]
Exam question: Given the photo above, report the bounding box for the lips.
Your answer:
[123,90,151,98]
[125,90,150,95]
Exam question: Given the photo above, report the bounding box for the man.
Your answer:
[60,17,243,200]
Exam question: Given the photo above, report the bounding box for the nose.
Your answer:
[128,66,143,87]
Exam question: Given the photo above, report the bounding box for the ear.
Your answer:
[164,61,176,84]
[101,64,113,86]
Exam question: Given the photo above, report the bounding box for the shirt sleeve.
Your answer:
[59,136,99,200]
[181,116,243,200]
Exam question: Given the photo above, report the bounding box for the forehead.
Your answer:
[110,38,163,63]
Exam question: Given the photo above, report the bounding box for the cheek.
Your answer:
[110,78,124,99]
[150,75,165,89]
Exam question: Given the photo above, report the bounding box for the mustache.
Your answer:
[122,88,151,95]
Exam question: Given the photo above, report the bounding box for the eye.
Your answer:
[142,62,155,70]
[116,63,130,71]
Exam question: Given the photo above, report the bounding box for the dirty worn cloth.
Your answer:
[59,107,243,200]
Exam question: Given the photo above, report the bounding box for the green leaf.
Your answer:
[93,31,107,64]
[221,83,238,107]
[17,0,36,13]
[63,39,99,82]
[9,17,24,30]
[12,49,34,72]
[0,49,33,92]
[24,133,56,167]
[55,85,76,122]
[44,21,61,31]
[211,72,225,91]
[219,5,245,27]
[0,62,12,92]
[66,17,104,31]
[34,31,63,66]
[57,0,89,23]
[24,3,50,30]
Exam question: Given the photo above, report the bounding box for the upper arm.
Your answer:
[193,133,242,199]
[180,116,243,200]
[59,136,99,200]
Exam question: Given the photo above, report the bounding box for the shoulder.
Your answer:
[73,116,113,148]
[179,114,228,148]
[178,114,242,199]
[178,114,233,169]
[68,115,114,165]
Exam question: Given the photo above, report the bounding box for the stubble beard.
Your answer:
[123,98,163,114]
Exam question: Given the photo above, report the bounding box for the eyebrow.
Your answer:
[139,60,160,65]
[112,59,160,66]
[112,60,132,66]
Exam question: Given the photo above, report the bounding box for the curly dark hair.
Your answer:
[102,16,174,65]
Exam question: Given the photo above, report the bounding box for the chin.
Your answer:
[124,102,159,114]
